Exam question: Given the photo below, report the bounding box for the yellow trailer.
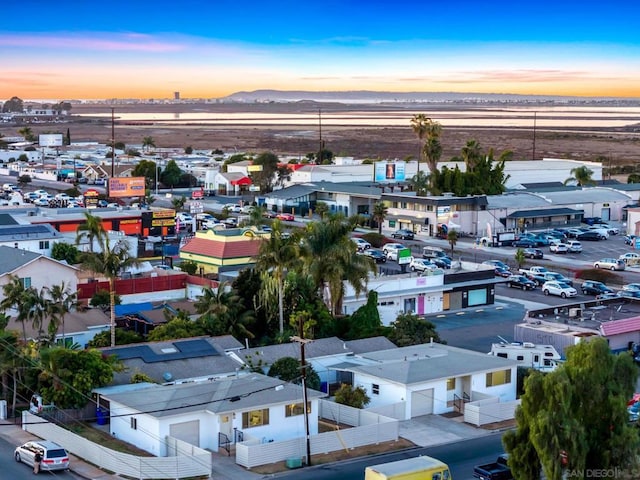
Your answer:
[365,455,452,480]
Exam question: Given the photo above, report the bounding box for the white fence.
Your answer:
[235,400,399,469]
[365,401,406,420]
[464,397,521,426]
[22,412,211,479]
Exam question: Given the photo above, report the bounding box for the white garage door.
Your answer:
[169,420,200,446]
[411,388,434,417]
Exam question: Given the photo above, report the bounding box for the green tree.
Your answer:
[2,96,24,113]
[387,313,444,347]
[275,164,292,189]
[17,174,31,188]
[179,259,198,275]
[257,222,299,334]
[503,338,639,480]
[18,126,36,142]
[334,384,370,409]
[171,195,186,212]
[564,165,596,186]
[250,152,280,193]
[51,242,80,264]
[89,289,121,312]
[45,282,77,346]
[80,238,138,347]
[514,248,526,269]
[195,283,255,341]
[301,215,376,316]
[461,139,483,170]
[184,146,193,154]
[371,201,388,234]
[408,170,430,196]
[410,113,430,173]
[267,356,321,391]
[38,347,121,408]
[142,136,156,152]
[343,291,384,340]
[131,159,158,187]
[147,318,202,341]
[87,329,143,348]
[628,174,640,184]
[314,201,329,220]
[447,229,458,255]
[75,212,106,253]
[1,276,35,342]
[161,159,183,188]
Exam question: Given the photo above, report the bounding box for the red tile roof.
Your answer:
[600,316,640,336]
[181,237,261,259]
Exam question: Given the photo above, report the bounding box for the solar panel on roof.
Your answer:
[103,338,218,363]
[0,225,51,236]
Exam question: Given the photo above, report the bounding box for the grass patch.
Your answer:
[66,422,153,456]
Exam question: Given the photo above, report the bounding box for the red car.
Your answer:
[276,213,295,221]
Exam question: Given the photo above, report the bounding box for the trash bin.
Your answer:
[96,407,106,425]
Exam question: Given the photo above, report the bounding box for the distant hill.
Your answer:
[220,89,640,105]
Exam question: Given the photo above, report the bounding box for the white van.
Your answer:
[422,245,447,259]
[565,240,582,253]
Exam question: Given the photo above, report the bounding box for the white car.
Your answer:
[240,205,256,214]
[409,258,438,272]
[549,242,568,254]
[224,203,242,213]
[382,243,406,261]
[33,189,49,197]
[596,223,619,235]
[619,252,640,265]
[542,281,577,298]
[176,213,193,223]
[352,238,372,251]
[14,440,70,472]
[33,198,50,207]
[565,240,582,253]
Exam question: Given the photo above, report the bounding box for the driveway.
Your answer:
[399,413,494,447]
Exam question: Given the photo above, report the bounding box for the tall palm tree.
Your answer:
[195,282,255,340]
[564,166,596,186]
[461,140,482,170]
[45,282,77,347]
[1,276,33,342]
[25,287,48,344]
[300,215,376,315]
[142,136,156,153]
[80,238,138,347]
[410,114,429,173]
[256,221,299,333]
[76,212,106,253]
[372,202,388,234]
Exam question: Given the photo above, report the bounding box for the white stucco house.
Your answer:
[101,374,326,457]
[0,222,64,256]
[332,343,518,420]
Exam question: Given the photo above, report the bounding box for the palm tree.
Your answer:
[80,238,138,347]
[300,215,376,315]
[76,212,106,252]
[314,201,329,220]
[18,126,35,142]
[372,202,388,234]
[45,282,77,347]
[195,283,255,340]
[142,136,156,153]
[1,276,33,342]
[256,221,299,333]
[515,248,526,269]
[410,114,429,173]
[447,229,458,256]
[408,170,430,196]
[171,195,186,212]
[564,166,596,186]
[461,140,483,170]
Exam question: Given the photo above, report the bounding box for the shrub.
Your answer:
[360,232,386,248]
[574,268,622,285]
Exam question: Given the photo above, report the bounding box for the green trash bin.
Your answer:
[285,457,303,469]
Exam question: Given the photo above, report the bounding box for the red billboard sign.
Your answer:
[108,177,146,198]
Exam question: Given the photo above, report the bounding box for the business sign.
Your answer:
[83,189,100,208]
[38,133,63,147]
[374,162,406,182]
[398,248,413,265]
[191,189,204,199]
[108,177,146,198]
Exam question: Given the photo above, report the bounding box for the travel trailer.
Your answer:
[488,342,561,372]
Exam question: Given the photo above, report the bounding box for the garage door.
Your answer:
[411,388,434,417]
[169,420,200,446]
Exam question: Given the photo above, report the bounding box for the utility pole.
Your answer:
[318,108,322,164]
[111,107,116,177]
[532,111,537,161]
[291,317,312,467]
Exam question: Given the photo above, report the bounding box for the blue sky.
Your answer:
[2,0,639,99]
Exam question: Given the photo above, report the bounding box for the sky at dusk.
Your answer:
[2,0,640,100]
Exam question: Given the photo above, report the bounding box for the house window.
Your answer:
[486,369,512,387]
[242,409,270,428]
[20,277,31,288]
[446,378,455,391]
[516,355,524,361]
[39,240,49,250]
[372,384,380,395]
[130,417,137,430]
[285,402,311,417]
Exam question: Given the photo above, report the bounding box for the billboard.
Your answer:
[39,134,63,147]
[108,177,146,198]
[374,162,406,182]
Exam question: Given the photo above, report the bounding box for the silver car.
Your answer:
[15,440,70,472]
[593,258,625,271]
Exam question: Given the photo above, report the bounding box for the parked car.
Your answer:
[176,213,193,223]
[493,266,512,277]
[276,213,295,221]
[582,216,602,226]
[507,275,536,290]
[222,217,238,227]
[240,204,256,214]
[619,252,640,265]
[581,280,614,296]
[382,242,405,255]
[586,226,610,239]
[33,198,49,207]
[542,281,577,298]
[565,228,587,238]
[483,259,509,270]
[617,290,640,299]
[410,258,438,272]
[262,210,278,219]
[223,203,242,213]
[391,229,415,240]
[14,440,70,472]
[596,223,619,235]
[624,234,637,246]
[361,249,387,263]
[593,258,626,271]
[549,242,569,254]
[576,231,604,241]
[623,283,640,292]
[522,247,544,259]
[431,256,452,269]
[513,238,537,248]
[565,240,582,253]
[352,237,372,251]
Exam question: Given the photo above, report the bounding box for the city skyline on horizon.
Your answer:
[2,1,640,101]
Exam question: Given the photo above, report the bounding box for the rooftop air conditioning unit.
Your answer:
[569,308,581,318]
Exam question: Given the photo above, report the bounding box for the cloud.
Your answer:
[0,32,184,53]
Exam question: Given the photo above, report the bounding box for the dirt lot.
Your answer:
[3,102,640,167]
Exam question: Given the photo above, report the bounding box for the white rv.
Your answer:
[489,342,561,372]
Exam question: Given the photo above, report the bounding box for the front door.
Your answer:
[219,414,233,443]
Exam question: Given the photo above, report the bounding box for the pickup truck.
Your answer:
[473,454,513,480]
[518,266,549,284]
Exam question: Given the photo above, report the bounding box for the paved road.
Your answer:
[0,434,79,479]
